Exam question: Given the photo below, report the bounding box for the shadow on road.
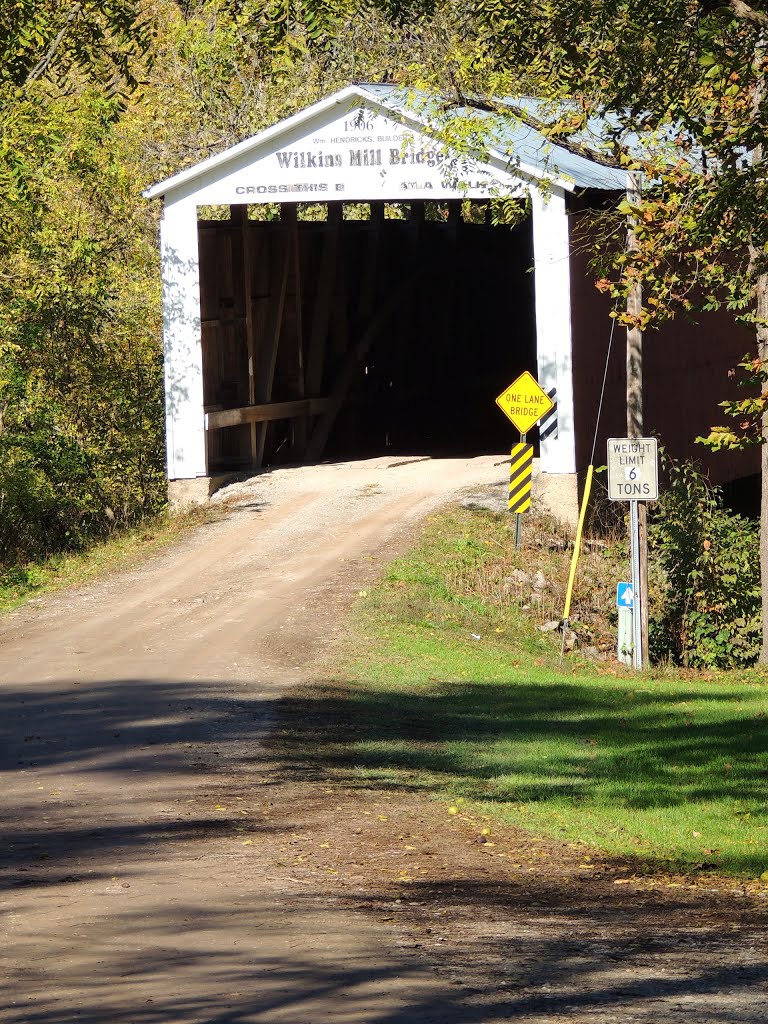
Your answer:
[2,674,767,1023]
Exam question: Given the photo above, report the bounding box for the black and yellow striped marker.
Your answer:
[508,443,533,513]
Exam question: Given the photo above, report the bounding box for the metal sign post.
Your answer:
[509,433,530,548]
[616,583,634,666]
[629,502,643,669]
[607,438,659,670]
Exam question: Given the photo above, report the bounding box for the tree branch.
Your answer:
[25,3,83,85]
[729,1,768,28]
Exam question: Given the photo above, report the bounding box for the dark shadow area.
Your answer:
[1,677,291,887]
[0,815,284,892]
[3,891,766,1023]
[0,907,471,1024]
[358,878,768,1022]
[721,471,761,518]
[2,675,767,875]
[2,674,768,1022]
[270,679,768,875]
[326,215,536,459]
[199,205,537,472]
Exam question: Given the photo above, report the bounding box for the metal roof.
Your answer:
[145,83,629,200]
[362,84,630,192]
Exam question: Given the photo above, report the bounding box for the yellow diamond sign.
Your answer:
[495,371,554,435]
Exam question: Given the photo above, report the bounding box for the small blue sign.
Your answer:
[617,582,634,608]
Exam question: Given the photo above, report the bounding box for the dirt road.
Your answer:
[2,454,767,1024]
[0,455,509,1023]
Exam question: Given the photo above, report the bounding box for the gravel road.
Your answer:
[3,454,766,1024]
[0,455,509,1024]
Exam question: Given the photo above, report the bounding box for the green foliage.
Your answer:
[139,0,457,183]
[0,1,166,569]
[649,456,761,669]
[444,0,768,304]
[233,0,438,51]
[699,353,768,451]
[409,0,768,661]
[0,85,165,566]
[0,0,153,94]
[410,2,768,463]
[303,503,768,877]
[0,431,104,561]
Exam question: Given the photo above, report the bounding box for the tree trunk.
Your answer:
[750,65,768,660]
[756,267,768,663]
[626,171,649,668]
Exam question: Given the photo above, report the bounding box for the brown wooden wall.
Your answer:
[568,192,760,488]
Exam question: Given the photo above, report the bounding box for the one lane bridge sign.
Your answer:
[607,437,659,501]
[616,582,634,609]
[495,371,554,435]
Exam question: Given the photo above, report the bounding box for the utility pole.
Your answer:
[626,171,649,668]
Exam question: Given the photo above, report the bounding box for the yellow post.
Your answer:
[563,465,594,622]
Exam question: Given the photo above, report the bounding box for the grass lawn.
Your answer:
[293,506,768,879]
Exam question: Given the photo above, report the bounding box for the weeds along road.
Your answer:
[0,455,508,1024]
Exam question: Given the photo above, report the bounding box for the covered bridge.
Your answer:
[145,84,756,511]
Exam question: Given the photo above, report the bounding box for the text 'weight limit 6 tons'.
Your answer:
[606,438,659,502]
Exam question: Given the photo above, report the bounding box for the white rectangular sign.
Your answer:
[607,437,659,501]
[187,108,521,207]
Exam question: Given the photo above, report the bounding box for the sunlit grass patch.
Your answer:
[320,504,768,878]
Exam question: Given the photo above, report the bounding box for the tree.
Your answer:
[134,1,462,180]
[0,3,163,567]
[0,1,152,93]
[423,1,768,660]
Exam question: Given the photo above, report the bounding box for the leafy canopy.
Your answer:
[0,1,153,94]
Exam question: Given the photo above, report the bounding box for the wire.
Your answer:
[560,304,619,664]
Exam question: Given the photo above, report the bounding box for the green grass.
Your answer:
[0,504,222,614]
[302,506,768,879]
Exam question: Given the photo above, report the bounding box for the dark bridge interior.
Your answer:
[197,200,537,471]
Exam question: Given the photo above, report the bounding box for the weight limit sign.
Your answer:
[606,437,659,502]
